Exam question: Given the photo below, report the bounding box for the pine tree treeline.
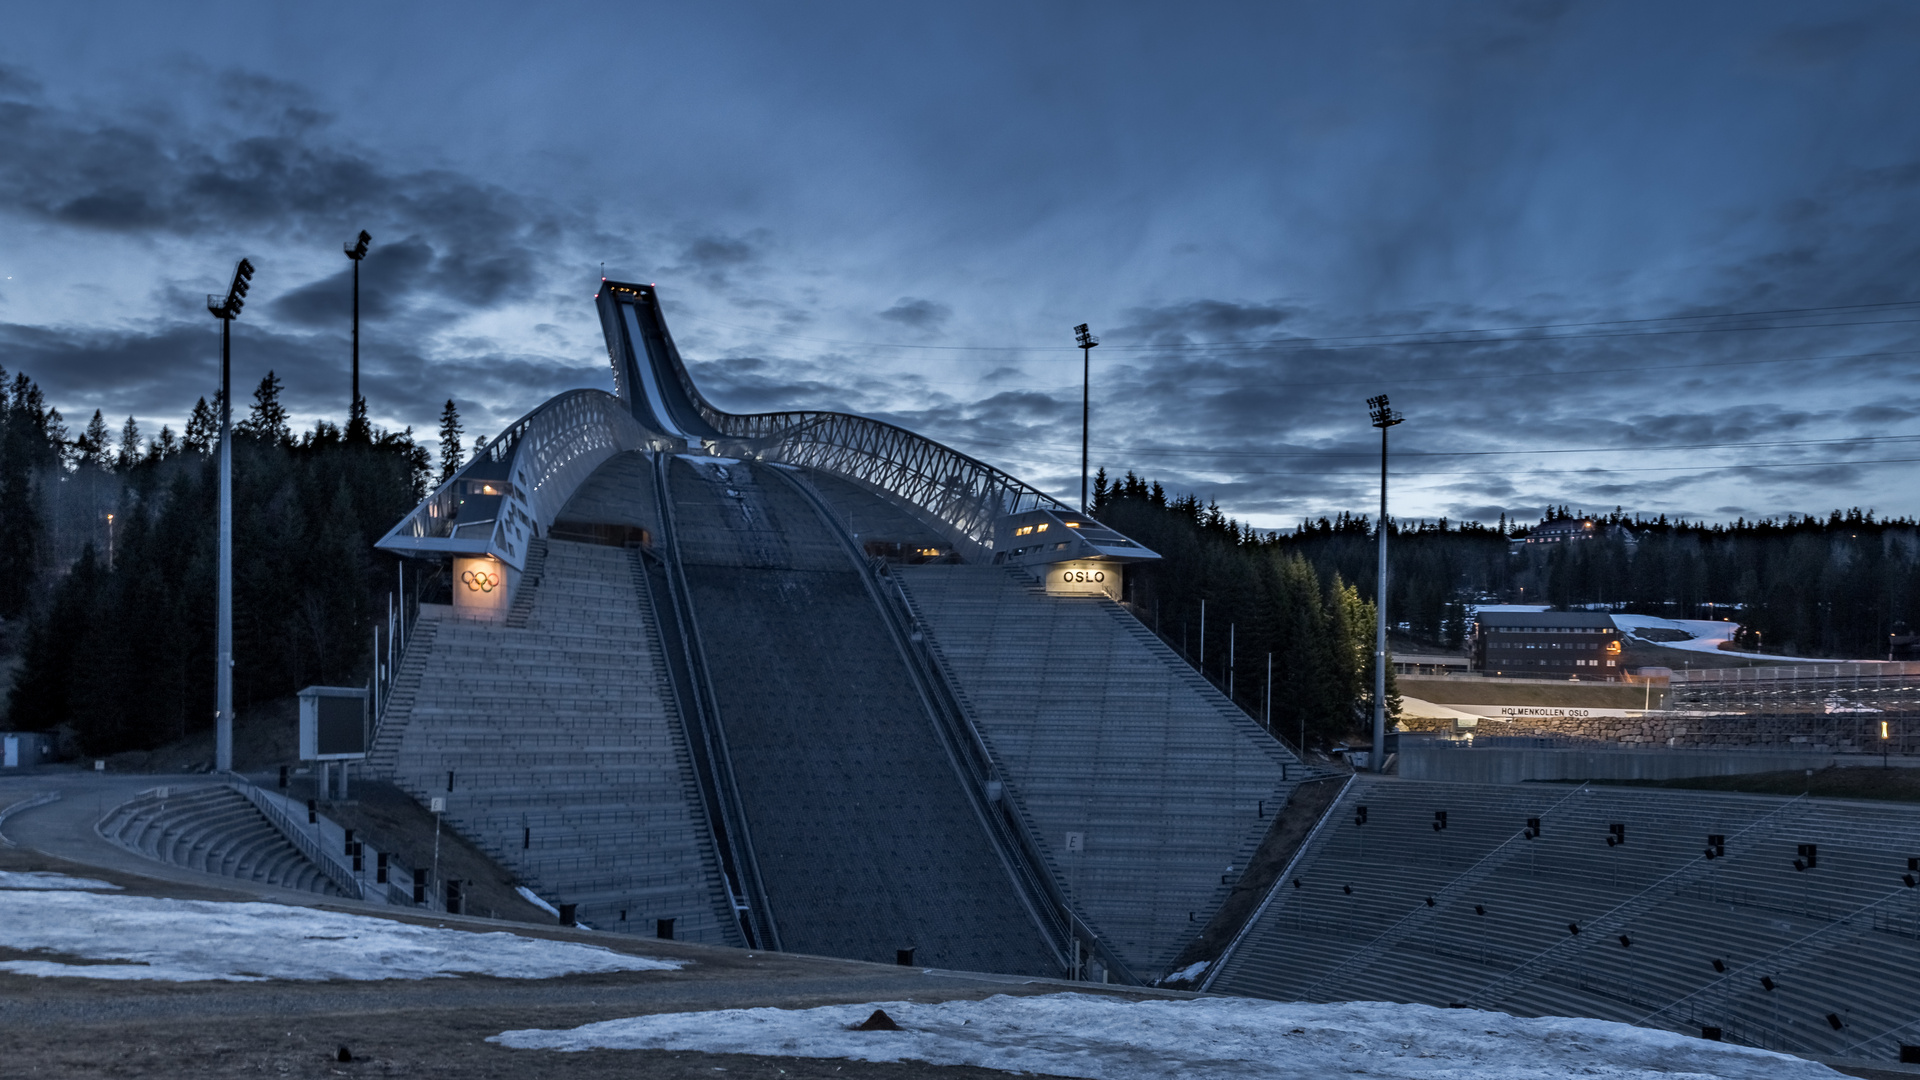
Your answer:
[1092,470,1398,751]
[4,370,434,756]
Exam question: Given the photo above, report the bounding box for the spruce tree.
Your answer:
[184,397,216,454]
[437,399,463,484]
[80,410,114,470]
[238,372,290,445]
[345,396,372,445]
[115,416,142,470]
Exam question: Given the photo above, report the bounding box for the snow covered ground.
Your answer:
[0,870,121,890]
[491,992,1840,1079]
[1608,614,1828,663]
[0,890,680,981]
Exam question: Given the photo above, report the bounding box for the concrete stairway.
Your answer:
[97,785,341,896]
[368,611,443,777]
[504,538,549,629]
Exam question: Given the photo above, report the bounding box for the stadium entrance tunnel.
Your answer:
[372,281,1308,980]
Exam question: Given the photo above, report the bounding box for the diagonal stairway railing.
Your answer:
[1297,780,1595,1001]
[645,451,780,951]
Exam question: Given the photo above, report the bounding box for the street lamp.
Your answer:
[1075,323,1098,513]
[207,256,255,774]
[1366,394,1404,775]
[344,230,372,432]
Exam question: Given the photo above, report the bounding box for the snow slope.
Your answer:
[1607,614,1828,663]
[0,890,680,981]
[491,992,1839,1079]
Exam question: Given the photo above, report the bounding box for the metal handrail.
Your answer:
[1199,773,1357,992]
[1464,792,1808,1011]
[1302,781,1596,1002]
[375,389,655,571]
[232,781,364,901]
[647,452,781,951]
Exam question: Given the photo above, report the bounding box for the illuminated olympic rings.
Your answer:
[461,568,501,593]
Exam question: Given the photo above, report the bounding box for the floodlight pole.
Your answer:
[1368,395,1404,775]
[1075,323,1098,512]
[216,313,234,774]
[208,258,254,775]
[345,231,371,420]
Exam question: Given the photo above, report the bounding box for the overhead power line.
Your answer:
[982,449,1920,481]
[677,297,1920,355]
[990,432,1920,462]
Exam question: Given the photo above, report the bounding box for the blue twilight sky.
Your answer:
[3,2,1920,529]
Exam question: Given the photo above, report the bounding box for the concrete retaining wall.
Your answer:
[1399,741,1919,784]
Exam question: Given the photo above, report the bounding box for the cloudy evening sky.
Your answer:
[3,2,1920,529]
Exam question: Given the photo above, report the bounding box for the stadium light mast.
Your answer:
[1366,394,1403,775]
[1075,323,1098,512]
[344,230,371,421]
[208,257,255,774]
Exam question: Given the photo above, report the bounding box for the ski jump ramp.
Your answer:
[375,281,1303,981]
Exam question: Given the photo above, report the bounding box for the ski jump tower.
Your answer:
[375,282,1303,982]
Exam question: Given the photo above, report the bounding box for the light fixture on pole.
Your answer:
[1075,323,1098,512]
[1366,393,1403,775]
[344,230,372,429]
[207,256,255,774]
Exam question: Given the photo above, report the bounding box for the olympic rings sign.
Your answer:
[461,568,501,593]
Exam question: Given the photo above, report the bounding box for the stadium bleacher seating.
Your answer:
[1210,777,1920,1058]
[98,785,341,896]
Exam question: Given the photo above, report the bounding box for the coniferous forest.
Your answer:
[0,368,431,756]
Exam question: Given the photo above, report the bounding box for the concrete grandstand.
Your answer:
[370,281,1306,982]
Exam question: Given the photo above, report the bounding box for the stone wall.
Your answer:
[1399,711,1905,754]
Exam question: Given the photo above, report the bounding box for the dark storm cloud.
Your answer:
[876,298,951,329]
[270,237,436,326]
[0,82,573,314]
[1118,300,1297,343]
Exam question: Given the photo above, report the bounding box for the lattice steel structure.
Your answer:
[377,389,660,571]
[378,281,1155,572]
[595,280,1139,565]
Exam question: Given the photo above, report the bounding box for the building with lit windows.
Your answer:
[1470,610,1623,679]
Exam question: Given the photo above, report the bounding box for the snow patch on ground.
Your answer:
[515,885,560,917]
[1163,960,1208,984]
[490,992,1839,1079]
[0,890,680,982]
[0,870,121,890]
